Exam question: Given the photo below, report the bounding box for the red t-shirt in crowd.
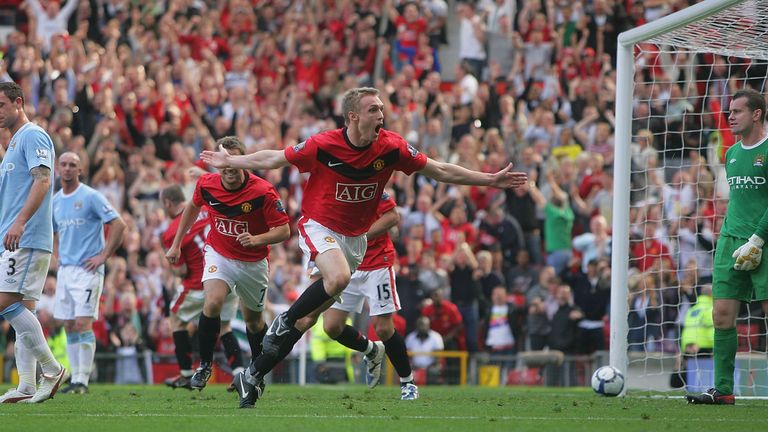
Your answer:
[284,128,427,237]
[395,16,427,49]
[421,299,466,351]
[192,172,290,262]
[162,211,208,291]
[357,192,397,271]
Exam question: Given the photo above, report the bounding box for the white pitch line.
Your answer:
[0,413,767,423]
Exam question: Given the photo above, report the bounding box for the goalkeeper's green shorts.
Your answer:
[713,235,768,302]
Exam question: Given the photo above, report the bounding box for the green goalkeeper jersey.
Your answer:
[722,137,768,239]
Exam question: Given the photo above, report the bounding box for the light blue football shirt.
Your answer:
[0,122,55,253]
[53,183,118,268]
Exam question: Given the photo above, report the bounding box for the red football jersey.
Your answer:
[192,172,290,262]
[284,128,427,236]
[357,192,397,271]
[162,211,208,291]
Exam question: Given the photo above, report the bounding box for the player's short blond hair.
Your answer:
[341,87,380,126]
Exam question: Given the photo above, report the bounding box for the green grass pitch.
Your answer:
[1,385,767,432]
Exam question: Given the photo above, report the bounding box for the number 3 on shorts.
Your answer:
[6,258,16,276]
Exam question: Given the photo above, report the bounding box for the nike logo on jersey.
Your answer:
[328,161,343,167]
[209,202,221,206]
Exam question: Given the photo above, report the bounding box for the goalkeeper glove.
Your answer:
[732,234,765,271]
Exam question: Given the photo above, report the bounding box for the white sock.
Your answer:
[77,331,96,386]
[7,307,61,375]
[66,331,81,383]
[363,340,374,356]
[15,339,36,395]
[400,373,414,383]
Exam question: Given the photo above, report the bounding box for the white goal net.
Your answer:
[612,0,768,395]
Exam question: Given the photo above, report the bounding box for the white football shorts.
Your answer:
[297,217,367,277]
[0,248,51,301]
[201,245,269,312]
[53,265,104,320]
[331,266,401,316]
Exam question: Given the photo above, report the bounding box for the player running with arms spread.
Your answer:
[201,87,527,408]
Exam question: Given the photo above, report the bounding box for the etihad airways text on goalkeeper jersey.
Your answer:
[284,128,427,237]
[722,137,768,239]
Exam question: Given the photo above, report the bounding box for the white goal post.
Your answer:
[612,0,768,395]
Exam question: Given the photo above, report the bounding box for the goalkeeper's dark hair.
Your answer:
[733,88,766,123]
[217,136,246,156]
[160,184,186,204]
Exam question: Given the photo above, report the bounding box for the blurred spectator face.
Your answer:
[120,291,138,314]
[407,238,423,260]
[416,194,432,212]
[477,251,493,272]
[416,316,431,336]
[491,286,508,305]
[596,122,612,141]
[403,3,420,22]
[557,285,573,305]
[643,221,658,239]
[449,205,467,225]
[516,249,530,266]
[299,44,314,65]
[46,1,61,18]
[430,228,443,246]
[590,215,608,235]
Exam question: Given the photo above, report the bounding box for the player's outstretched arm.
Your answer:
[419,159,528,189]
[166,201,202,264]
[200,146,290,171]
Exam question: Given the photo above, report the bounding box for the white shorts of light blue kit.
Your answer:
[171,287,239,323]
[0,248,51,301]
[201,245,269,312]
[331,267,401,316]
[53,265,104,320]
[297,217,367,277]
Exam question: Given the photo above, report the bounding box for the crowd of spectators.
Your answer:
[1,0,759,384]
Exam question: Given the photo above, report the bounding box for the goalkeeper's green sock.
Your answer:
[714,327,737,395]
